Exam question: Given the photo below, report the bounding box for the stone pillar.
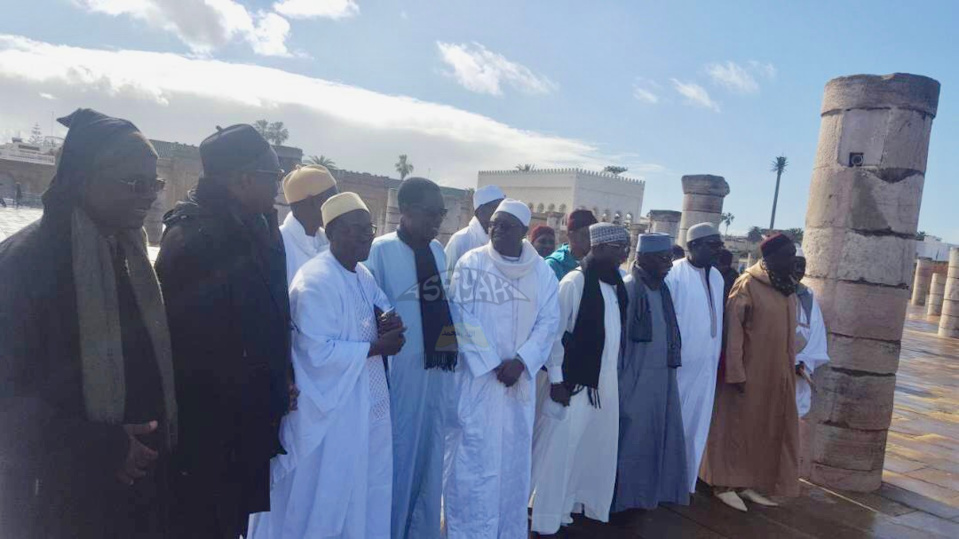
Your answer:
[678,175,730,248]
[911,257,935,305]
[927,273,946,317]
[648,210,682,244]
[803,73,940,491]
[384,187,401,234]
[625,222,647,267]
[938,248,959,338]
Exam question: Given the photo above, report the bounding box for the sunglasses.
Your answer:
[346,223,378,237]
[114,177,166,195]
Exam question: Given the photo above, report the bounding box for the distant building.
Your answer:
[0,136,471,245]
[477,168,645,230]
[916,235,955,262]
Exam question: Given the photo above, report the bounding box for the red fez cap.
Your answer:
[760,233,792,257]
[530,225,554,242]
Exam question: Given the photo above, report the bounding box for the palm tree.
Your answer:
[769,155,788,230]
[603,165,628,175]
[305,155,337,170]
[721,212,735,237]
[253,120,290,145]
[747,226,764,243]
[395,154,414,180]
[515,164,535,172]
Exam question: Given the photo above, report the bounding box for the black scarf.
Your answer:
[762,260,797,296]
[562,255,628,407]
[630,265,682,368]
[396,226,459,370]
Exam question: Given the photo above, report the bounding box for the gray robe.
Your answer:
[612,276,689,511]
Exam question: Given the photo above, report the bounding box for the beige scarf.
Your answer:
[72,209,177,449]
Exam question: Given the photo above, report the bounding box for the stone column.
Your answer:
[678,175,729,248]
[911,257,935,305]
[938,248,959,338]
[625,222,647,267]
[803,73,940,491]
[384,187,401,234]
[648,210,682,244]
[927,273,946,317]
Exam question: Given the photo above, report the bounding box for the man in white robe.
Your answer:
[530,223,629,534]
[279,164,338,281]
[249,193,407,539]
[365,178,457,539]
[444,199,560,539]
[444,184,504,273]
[793,247,829,417]
[663,222,725,493]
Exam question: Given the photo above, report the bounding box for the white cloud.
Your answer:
[39,92,56,100]
[75,0,292,57]
[705,61,758,94]
[632,87,658,104]
[436,42,556,96]
[0,35,622,187]
[671,79,720,112]
[749,60,777,80]
[273,0,359,20]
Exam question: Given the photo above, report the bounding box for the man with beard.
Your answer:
[702,233,800,511]
[529,223,629,535]
[663,222,725,494]
[444,199,560,539]
[0,109,175,538]
[364,177,457,539]
[155,124,293,538]
[612,233,689,512]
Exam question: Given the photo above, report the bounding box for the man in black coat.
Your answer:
[155,124,294,539]
[0,108,176,538]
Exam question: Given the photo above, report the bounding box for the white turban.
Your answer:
[474,185,506,209]
[493,198,531,227]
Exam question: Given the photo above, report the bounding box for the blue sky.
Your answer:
[2,0,957,239]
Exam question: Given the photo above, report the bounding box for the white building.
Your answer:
[477,168,645,229]
[916,235,955,262]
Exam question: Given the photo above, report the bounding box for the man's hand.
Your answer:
[370,326,406,357]
[495,358,526,387]
[731,382,745,394]
[377,312,403,336]
[288,380,300,412]
[117,421,159,486]
[549,383,571,406]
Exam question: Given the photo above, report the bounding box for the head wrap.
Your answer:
[199,124,279,177]
[567,209,598,232]
[637,233,672,253]
[493,198,531,226]
[589,223,629,246]
[795,245,805,258]
[530,224,555,243]
[43,108,157,211]
[473,185,506,209]
[761,233,792,257]
[687,222,720,243]
[283,164,337,204]
[321,192,369,226]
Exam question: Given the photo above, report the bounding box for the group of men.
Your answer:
[0,109,829,539]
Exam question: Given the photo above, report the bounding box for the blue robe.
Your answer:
[364,232,452,539]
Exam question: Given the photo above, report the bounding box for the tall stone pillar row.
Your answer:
[802,73,940,491]
[677,175,730,248]
[938,248,959,338]
[384,187,401,235]
[926,273,946,317]
[648,210,682,245]
[911,257,935,306]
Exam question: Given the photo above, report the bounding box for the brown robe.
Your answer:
[701,263,800,496]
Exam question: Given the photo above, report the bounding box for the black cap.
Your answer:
[199,124,280,177]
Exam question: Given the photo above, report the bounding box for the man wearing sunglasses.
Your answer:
[155,124,293,539]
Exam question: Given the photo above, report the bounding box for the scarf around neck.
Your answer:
[630,265,682,368]
[562,255,628,407]
[762,259,797,296]
[72,209,177,449]
[396,226,459,370]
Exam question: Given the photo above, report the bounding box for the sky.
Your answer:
[1,0,957,239]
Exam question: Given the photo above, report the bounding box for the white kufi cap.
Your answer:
[473,185,506,209]
[493,198,531,227]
